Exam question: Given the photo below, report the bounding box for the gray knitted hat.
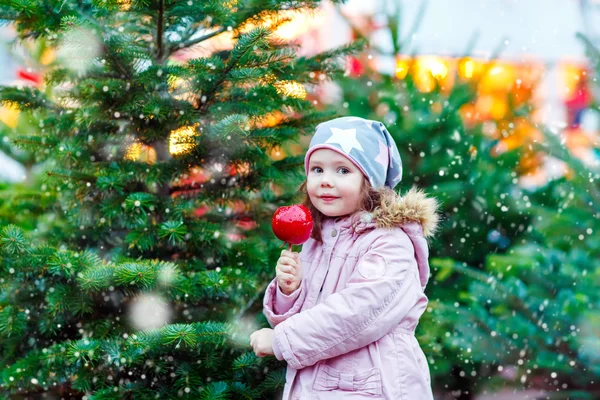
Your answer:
[304,117,402,189]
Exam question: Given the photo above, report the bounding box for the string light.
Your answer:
[253,111,284,128]
[238,9,324,41]
[269,145,285,161]
[223,0,239,11]
[260,73,306,99]
[169,125,199,155]
[273,80,307,99]
[124,142,157,163]
[125,142,142,161]
[118,0,131,11]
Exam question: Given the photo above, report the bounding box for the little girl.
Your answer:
[250,116,440,399]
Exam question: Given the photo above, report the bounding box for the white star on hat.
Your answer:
[326,128,365,153]
[375,140,389,170]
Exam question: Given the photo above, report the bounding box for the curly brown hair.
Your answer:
[298,177,386,242]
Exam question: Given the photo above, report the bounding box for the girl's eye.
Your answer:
[311,167,349,174]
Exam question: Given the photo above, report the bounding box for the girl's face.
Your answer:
[307,149,364,218]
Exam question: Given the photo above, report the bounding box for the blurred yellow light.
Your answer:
[169,125,198,155]
[480,63,516,92]
[125,142,157,163]
[260,73,278,85]
[223,0,239,10]
[395,57,410,79]
[0,105,20,128]
[174,8,321,60]
[414,71,436,93]
[254,111,284,128]
[418,56,448,79]
[275,10,324,40]
[411,56,449,92]
[240,9,324,41]
[458,58,486,80]
[489,66,503,75]
[40,48,56,66]
[269,145,286,161]
[118,0,131,11]
[459,59,474,78]
[560,63,587,100]
[273,80,307,99]
[125,142,142,160]
[490,97,508,119]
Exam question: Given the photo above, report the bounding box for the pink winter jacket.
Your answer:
[263,187,440,400]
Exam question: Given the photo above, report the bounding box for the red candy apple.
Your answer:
[272,205,313,249]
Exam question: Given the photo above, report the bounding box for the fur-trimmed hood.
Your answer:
[371,187,441,239]
[347,187,441,240]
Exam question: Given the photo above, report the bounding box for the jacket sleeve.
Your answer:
[263,277,307,329]
[271,229,421,369]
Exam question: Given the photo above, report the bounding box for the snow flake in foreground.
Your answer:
[128,293,172,330]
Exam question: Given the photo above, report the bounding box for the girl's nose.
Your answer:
[320,174,333,187]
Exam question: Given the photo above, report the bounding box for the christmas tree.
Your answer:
[441,128,599,397]
[0,1,357,398]
[438,36,599,397]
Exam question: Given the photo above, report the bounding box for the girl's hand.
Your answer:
[276,250,302,295]
[250,328,274,358]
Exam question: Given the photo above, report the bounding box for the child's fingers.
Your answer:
[278,272,295,283]
[279,256,299,268]
[278,264,296,274]
[281,250,300,260]
[281,249,293,257]
[277,263,297,277]
[289,254,301,267]
[286,251,300,263]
